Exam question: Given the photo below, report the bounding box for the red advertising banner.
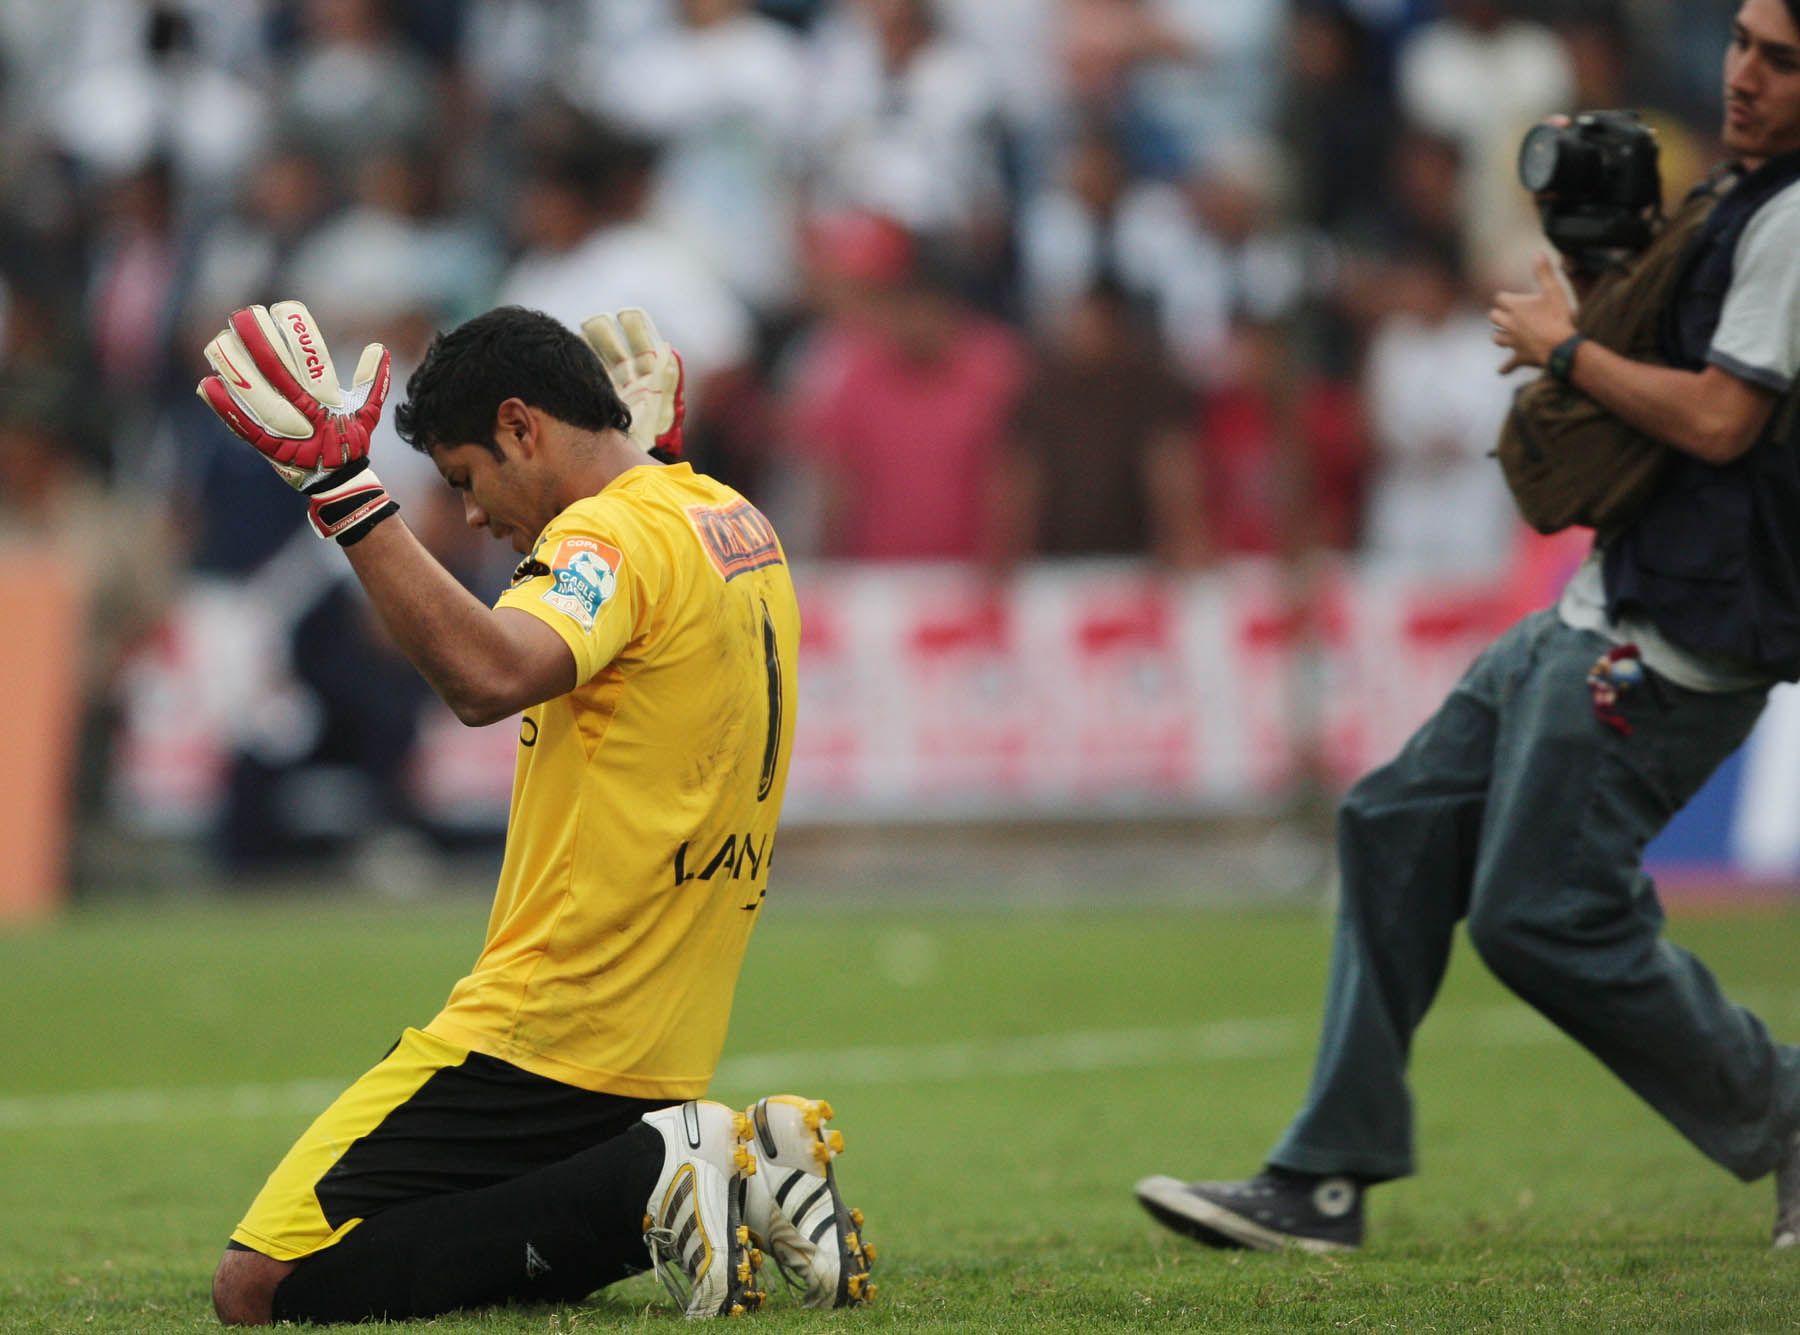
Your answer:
[109,559,1535,832]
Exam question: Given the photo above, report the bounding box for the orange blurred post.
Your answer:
[0,548,83,922]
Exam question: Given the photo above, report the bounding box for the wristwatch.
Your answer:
[1547,333,1588,384]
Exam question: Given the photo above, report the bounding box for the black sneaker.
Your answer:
[1777,1128,1799,1250]
[1135,1168,1363,1254]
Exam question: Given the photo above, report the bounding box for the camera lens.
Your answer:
[1519,124,1607,195]
[1519,124,1566,193]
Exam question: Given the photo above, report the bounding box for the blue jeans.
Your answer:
[1270,610,1800,1183]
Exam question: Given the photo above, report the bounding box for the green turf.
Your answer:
[2,891,1798,1332]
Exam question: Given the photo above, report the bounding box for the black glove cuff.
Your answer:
[334,501,400,547]
[302,455,371,496]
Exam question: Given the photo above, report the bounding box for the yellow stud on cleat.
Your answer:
[850,1208,864,1228]
[864,1282,878,1303]
[862,1242,878,1264]
[846,1274,864,1300]
[827,1129,845,1155]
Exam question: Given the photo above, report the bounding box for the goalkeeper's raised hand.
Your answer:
[581,307,686,459]
[197,300,399,546]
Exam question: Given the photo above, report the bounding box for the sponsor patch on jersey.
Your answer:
[687,499,783,581]
[539,536,621,631]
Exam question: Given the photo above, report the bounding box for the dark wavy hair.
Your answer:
[394,306,630,454]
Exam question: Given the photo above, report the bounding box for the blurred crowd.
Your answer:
[0,0,1742,875]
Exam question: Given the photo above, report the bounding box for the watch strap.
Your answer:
[1548,333,1588,383]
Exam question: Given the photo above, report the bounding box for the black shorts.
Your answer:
[231,1027,668,1260]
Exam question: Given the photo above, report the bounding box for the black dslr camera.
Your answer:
[1518,110,1662,267]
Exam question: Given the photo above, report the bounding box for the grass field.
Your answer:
[3,887,1799,1332]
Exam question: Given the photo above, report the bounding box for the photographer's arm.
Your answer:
[1554,345,1773,463]
[1491,255,1776,464]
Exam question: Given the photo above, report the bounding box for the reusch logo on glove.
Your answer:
[285,310,326,382]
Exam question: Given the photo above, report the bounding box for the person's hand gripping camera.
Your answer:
[197,301,399,546]
[1489,253,1581,377]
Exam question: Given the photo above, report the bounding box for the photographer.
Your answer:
[1135,0,1800,1254]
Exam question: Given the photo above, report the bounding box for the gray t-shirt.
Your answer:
[1708,175,1800,391]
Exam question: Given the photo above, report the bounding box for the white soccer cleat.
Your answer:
[640,1101,766,1318]
[742,1095,877,1307]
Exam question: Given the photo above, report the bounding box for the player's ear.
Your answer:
[492,398,534,458]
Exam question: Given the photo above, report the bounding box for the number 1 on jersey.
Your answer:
[756,601,783,803]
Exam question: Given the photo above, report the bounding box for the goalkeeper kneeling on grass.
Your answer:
[198,301,875,1324]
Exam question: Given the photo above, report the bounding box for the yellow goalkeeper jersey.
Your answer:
[424,462,799,1099]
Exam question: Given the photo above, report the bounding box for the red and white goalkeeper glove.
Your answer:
[581,307,686,459]
[197,300,399,545]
